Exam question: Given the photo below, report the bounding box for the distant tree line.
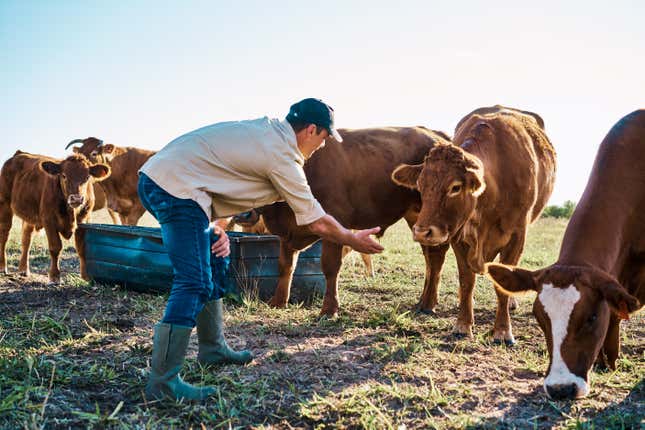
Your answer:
[542,200,576,218]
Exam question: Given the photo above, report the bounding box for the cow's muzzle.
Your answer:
[412,225,449,246]
[67,194,85,208]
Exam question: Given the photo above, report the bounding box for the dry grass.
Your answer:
[0,211,642,429]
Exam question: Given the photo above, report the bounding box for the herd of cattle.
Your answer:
[0,106,642,401]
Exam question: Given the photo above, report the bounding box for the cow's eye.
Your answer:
[587,313,597,326]
[449,184,462,195]
[91,151,98,157]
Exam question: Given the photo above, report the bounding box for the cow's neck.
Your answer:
[458,147,498,273]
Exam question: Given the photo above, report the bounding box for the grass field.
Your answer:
[0,211,642,429]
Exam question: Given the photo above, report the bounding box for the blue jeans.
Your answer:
[138,173,229,327]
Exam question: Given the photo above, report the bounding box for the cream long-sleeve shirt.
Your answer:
[139,117,326,225]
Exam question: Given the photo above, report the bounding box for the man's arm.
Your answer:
[307,214,383,254]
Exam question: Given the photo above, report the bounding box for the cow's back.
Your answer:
[455,110,556,225]
[0,152,55,225]
[305,127,448,229]
[102,146,155,194]
[558,109,645,301]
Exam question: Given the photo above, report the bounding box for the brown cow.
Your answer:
[392,106,556,344]
[486,109,644,399]
[230,211,375,277]
[0,151,111,282]
[66,137,155,225]
[92,183,120,224]
[257,126,450,316]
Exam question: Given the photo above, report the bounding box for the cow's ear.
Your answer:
[89,163,111,180]
[465,168,485,196]
[100,144,115,155]
[72,147,80,153]
[391,164,423,190]
[40,161,62,176]
[595,279,640,320]
[486,263,539,296]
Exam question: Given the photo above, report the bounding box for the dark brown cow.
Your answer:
[66,137,155,225]
[0,151,111,282]
[487,109,644,399]
[392,106,556,343]
[258,126,450,316]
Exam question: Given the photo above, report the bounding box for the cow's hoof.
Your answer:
[416,308,436,316]
[453,321,473,339]
[492,338,516,347]
[267,297,288,308]
[319,308,339,319]
[509,297,518,311]
[18,271,30,277]
[453,332,468,340]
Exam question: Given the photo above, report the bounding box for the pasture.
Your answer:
[0,213,642,429]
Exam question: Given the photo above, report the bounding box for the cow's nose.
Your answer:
[412,225,445,243]
[67,195,85,207]
[546,383,578,400]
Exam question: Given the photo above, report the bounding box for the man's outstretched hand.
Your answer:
[350,227,384,254]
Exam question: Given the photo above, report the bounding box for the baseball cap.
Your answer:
[286,98,343,142]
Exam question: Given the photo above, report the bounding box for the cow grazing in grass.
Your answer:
[66,137,155,225]
[0,151,111,282]
[392,106,556,344]
[487,109,644,399]
[258,126,450,316]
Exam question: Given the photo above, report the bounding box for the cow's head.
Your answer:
[40,155,111,209]
[486,263,640,400]
[65,137,116,164]
[391,143,485,246]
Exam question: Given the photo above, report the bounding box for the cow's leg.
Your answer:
[360,253,374,277]
[341,246,374,277]
[44,226,62,283]
[0,204,12,275]
[417,243,449,314]
[107,209,121,225]
[320,240,343,317]
[601,314,621,370]
[453,242,476,338]
[493,231,527,345]
[18,221,35,276]
[73,225,89,281]
[268,240,300,308]
[123,204,146,226]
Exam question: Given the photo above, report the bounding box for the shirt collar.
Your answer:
[280,119,305,164]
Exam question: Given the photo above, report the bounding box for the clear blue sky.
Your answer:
[2,0,643,204]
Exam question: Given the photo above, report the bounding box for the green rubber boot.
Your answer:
[145,323,216,401]
[196,299,254,366]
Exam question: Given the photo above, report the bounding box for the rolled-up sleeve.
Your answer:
[268,161,326,226]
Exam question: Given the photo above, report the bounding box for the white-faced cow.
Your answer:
[487,109,644,399]
[392,106,556,344]
[0,151,111,282]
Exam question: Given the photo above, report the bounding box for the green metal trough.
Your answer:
[77,224,325,303]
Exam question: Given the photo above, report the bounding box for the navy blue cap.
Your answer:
[286,98,343,142]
